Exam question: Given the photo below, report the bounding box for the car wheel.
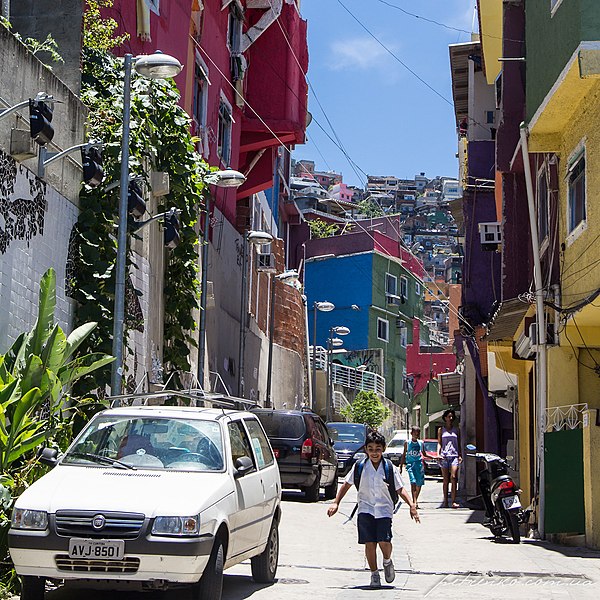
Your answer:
[302,472,320,502]
[193,538,224,600]
[324,479,338,500]
[251,519,279,583]
[21,576,45,600]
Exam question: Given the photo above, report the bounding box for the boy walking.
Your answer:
[327,430,420,588]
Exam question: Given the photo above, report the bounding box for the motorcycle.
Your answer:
[466,444,529,543]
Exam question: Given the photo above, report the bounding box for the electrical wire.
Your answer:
[190,35,473,331]
[374,0,525,44]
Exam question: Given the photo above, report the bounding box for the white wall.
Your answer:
[0,153,78,352]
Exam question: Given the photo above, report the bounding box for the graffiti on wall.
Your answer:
[336,348,384,374]
[0,151,47,254]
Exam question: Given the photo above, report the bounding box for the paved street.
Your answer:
[37,475,600,600]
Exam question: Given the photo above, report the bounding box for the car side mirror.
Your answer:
[330,439,335,447]
[234,456,254,478]
[38,447,59,468]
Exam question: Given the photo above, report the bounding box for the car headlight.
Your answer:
[152,515,200,536]
[11,509,48,531]
[353,452,367,461]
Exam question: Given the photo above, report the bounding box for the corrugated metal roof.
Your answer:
[485,298,530,341]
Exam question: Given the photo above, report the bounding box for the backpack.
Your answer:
[349,457,399,519]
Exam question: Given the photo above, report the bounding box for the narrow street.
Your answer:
[43,477,600,600]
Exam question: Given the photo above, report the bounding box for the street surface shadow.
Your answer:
[342,584,396,591]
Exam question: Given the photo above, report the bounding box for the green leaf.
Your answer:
[64,322,98,362]
[27,268,57,357]
[19,355,45,398]
[41,324,68,375]
[58,354,115,388]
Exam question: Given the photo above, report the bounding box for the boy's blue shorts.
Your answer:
[407,462,425,486]
[357,513,393,544]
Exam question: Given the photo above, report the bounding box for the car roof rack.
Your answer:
[108,389,257,411]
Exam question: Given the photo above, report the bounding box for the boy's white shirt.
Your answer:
[344,460,404,519]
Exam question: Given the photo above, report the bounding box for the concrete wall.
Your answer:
[0,150,77,351]
[0,26,86,352]
[583,409,600,548]
[10,0,83,94]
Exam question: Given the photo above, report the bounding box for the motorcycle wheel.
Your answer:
[505,510,521,544]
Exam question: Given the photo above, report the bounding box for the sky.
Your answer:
[293,0,477,187]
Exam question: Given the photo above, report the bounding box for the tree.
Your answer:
[307,218,339,239]
[358,198,384,218]
[340,391,391,429]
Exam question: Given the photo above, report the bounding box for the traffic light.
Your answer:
[81,146,104,188]
[29,99,54,146]
[164,211,180,249]
[127,181,146,219]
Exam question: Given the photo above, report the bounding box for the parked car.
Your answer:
[383,435,407,466]
[253,409,337,502]
[326,422,367,477]
[423,438,441,475]
[9,399,281,600]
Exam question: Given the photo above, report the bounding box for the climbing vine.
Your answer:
[73,9,215,393]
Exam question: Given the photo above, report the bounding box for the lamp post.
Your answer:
[238,230,274,397]
[311,301,335,409]
[197,169,247,391]
[265,270,300,407]
[326,325,350,422]
[110,51,183,397]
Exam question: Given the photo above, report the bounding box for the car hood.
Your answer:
[15,465,233,517]
[334,441,364,455]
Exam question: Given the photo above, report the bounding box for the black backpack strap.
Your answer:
[383,458,399,506]
[350,458,367,520]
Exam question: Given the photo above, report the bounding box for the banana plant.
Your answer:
[0,268,114,514]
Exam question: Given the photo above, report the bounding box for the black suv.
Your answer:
[327,422,367,477]
[253,409,337,502]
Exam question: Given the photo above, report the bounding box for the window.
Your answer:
[228,421,255,470]
[486,110,495,124]
[398,320,408,347]
[385,273,397,296]
[415,282,421,296]
[218,97,233,164]
[244,418,274,469]
[377,318,389,342]
[568,151,586,233]
[537,167,549,242]
[227,2,243,54]
[400,276,408,299]
[193,56,210,153]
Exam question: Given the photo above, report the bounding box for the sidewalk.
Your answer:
[392,475,600,598]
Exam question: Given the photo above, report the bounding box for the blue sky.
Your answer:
[293,0,476,187]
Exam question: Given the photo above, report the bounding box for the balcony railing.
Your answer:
[310,347,386,398]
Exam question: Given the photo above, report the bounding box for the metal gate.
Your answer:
[544,426,585,535]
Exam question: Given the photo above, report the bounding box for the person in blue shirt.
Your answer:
[400,426,435,510]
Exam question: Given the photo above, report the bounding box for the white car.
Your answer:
[9,400,281,600]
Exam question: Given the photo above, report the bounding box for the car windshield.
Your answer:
[255,413,306,439]
[424,441,438,453]
[328,423,365,444]
[387,438,406,448]
[62,415,225,472]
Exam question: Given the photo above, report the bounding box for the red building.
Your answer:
[105,0,309,229]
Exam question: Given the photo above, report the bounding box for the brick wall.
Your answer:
[0,150,78,352]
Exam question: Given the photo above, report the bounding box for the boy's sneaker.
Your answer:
[370,571,381,588]
[384,559,395,583]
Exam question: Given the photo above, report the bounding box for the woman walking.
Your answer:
[437,409,462,508]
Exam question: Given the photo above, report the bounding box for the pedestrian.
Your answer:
[437,409,462,508]
[327,430,420,589]
[400,425,434,509]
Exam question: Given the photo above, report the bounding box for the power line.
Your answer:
[191,36,472,331]
[374,0,525,44]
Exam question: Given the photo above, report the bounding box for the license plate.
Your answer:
[273,449,280,458]
[502,495,521,510]
[68,538,125,560]
[338,461,344,469]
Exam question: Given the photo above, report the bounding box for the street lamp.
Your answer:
[197,168,247,390]
[311,301,335,408]
[238,230,274,397]
[326,325,350,422]
[111,51,183,397]
[265,270,300,407]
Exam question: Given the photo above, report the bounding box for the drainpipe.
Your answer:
[520,124,547,539]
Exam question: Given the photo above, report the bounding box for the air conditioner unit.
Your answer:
[514,325,535,359]
[256,252,276,273]
[478,222,502,251]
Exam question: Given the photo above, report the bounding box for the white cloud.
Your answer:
[328,37,395,71]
